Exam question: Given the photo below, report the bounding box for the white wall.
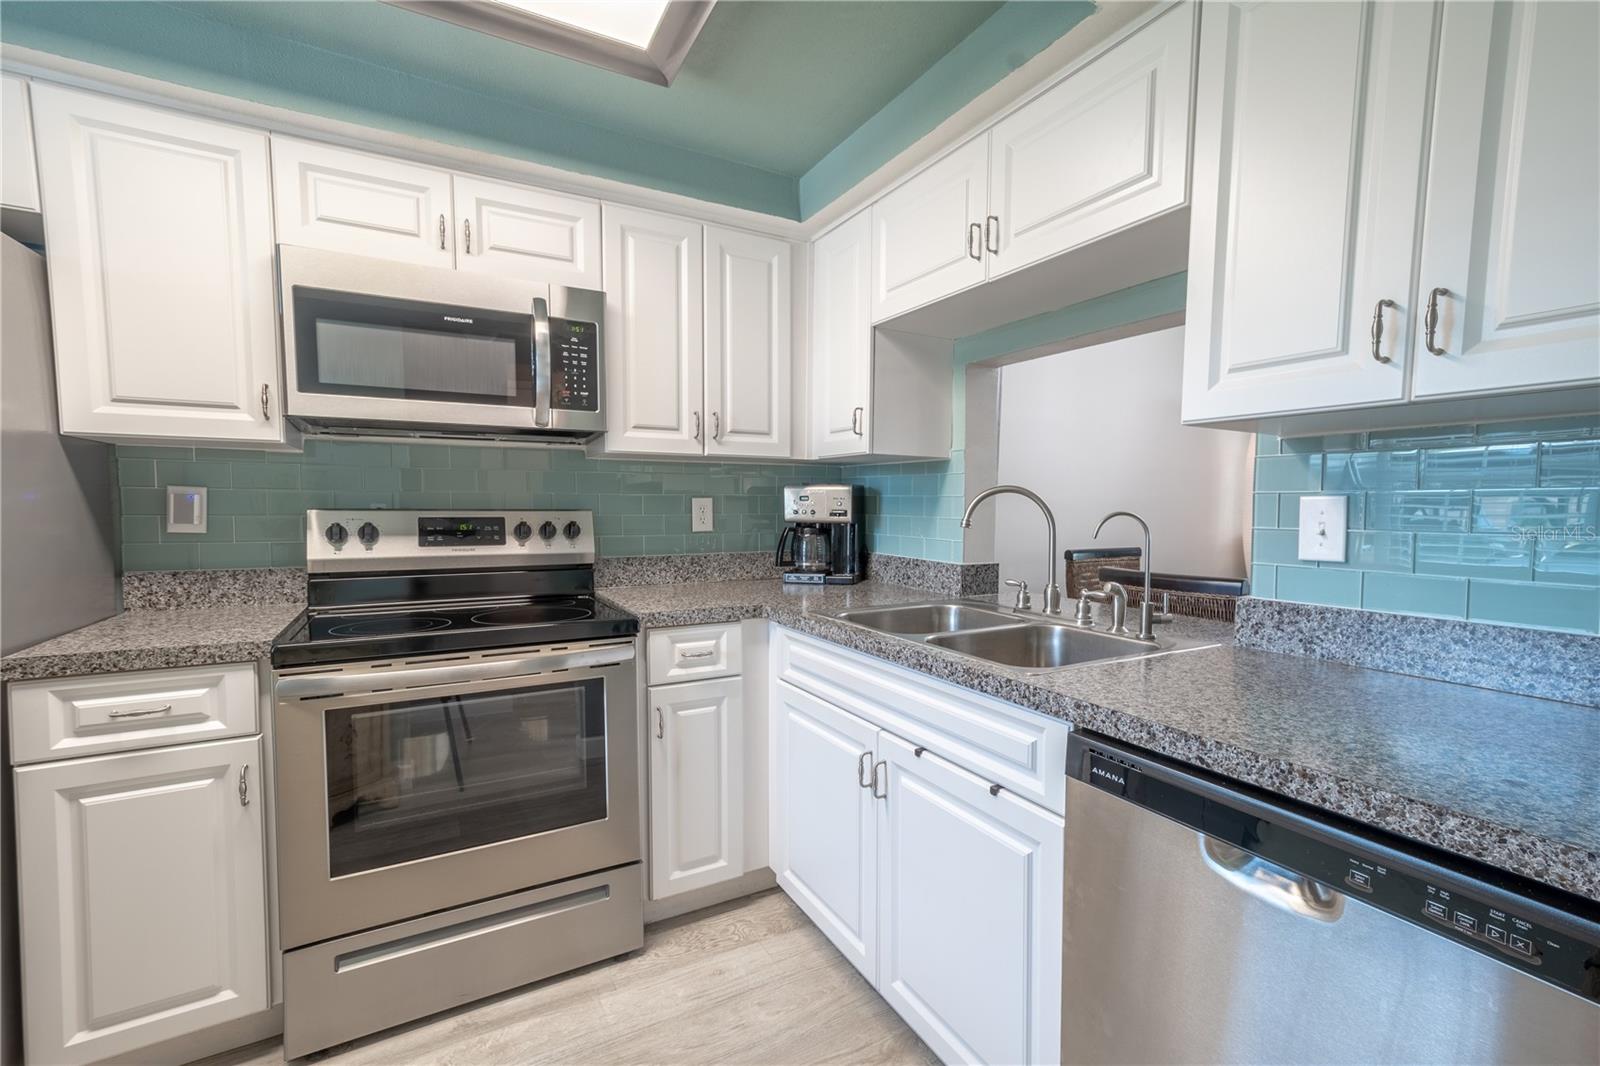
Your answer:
[993,325,1251,592]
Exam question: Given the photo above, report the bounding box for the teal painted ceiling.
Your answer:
[0,0,1094,218]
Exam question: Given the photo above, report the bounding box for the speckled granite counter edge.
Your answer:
[1236,597,1600,707]
[599,586,1600,902]
[123,568,307,609]
[2,639,281,683]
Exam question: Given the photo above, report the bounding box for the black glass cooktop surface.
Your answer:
[273,595,638,668]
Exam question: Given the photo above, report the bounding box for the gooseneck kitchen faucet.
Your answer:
[961,485,1062,614]
[1091,509,1170,641]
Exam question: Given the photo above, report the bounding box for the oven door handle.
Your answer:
[532,294,552,428]
[276,643,634,700]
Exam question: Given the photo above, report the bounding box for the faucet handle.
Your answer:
[1004,578,1032,611]
[1151,591,1175,623]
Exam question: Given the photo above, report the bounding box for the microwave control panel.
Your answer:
[550,318,598,411]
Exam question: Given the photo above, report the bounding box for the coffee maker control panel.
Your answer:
[784,484,857,525]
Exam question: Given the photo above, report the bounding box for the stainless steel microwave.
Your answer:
[278,245,605,439]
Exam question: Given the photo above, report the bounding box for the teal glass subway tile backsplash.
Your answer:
[116,440,850,571]
[844,450,967,563]
[1251,417,1600,633]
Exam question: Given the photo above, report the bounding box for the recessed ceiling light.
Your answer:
[385,0,715,86]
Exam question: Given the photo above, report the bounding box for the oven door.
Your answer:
[279,244,543,432]
[274,640,639,949]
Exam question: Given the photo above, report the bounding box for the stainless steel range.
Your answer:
[271,509,642,1058]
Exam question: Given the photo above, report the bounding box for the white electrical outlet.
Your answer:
[1297,495,1348,562]
[691,497,714,533]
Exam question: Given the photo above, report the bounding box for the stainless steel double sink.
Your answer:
[831,601,1181,672]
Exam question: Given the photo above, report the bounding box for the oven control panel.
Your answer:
[549,318,598,411]
[309,509,595,573]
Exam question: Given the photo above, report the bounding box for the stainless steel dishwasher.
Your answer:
[1062,733,1600,1065]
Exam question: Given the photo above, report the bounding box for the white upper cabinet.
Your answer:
[271,136,453,267]
[704,226,792,458]
[2,74,40,212]
[648,676,744,900]
[810,211,874,458]
[32,85,287,446]
[987,1,1193,278]
[1410,0,1600,399]
[774,681,879,983]
[15,736,269,1066]
[876,733,1063,1066]
[1182,1,1437,423]
[870,136,989,323]
[600,204,706,455]
[452,173,602,288]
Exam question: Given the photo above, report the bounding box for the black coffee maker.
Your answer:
[775,484,864,585]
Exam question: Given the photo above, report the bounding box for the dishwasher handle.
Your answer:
[1200,837,1344,923]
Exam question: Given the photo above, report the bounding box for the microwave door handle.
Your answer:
[532,295,552,428]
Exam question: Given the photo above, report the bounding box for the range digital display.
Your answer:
[418,516,505,546]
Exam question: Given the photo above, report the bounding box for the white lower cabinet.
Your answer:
[648,676,745,899]
[774,680,880,981]
[772,630,1067,1065]
[14,734,270,1066]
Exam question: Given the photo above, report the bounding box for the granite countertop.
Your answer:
[1,604,304,683]
[600,579,1600,903]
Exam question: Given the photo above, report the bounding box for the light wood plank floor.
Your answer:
[202,890,936,1066]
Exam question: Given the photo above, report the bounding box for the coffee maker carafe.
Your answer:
[776,484,864,585]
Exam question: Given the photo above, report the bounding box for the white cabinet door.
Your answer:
[774,681,879,982]
[600,204,705,455]
[2,74,40,211]
[1181,2,1437,422]
[871,136,988,322]
[271,135,453,267]
[32,85,285,444]
[15,736,269,1066]
[1411,0,1600,398]
[704,226,792,459]
[810,211,873,458]
[987,2,1193,277]
[453,173,601,288]
[876,733,1063,1066]
[648,677,744,899]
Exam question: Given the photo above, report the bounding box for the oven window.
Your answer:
[324,679,607,878]
[293,287,533,407]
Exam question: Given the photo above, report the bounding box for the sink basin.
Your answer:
[926,623,1153,670]
[835,603,1017,636]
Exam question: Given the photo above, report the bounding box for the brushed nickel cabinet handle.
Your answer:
[851,406,864,437]
[1370,299,1397,363]
[858,751,872,788]
[238,764,250,807]
[655,707,664,739]
[871,760,888,800]
[438,214,446,250]
[985,214,999,254]
[692,411,702,443]
[108,704,173,719]
[967,222,982,261]
[261,383,271,420]
[1424,286,1450,356]
[464,218,472,254]
[711,411,721,441]
[677,648,716,661]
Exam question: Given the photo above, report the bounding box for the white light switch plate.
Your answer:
[166,485,208,534]
[1297,495,1347,562]
[691,497,713,533]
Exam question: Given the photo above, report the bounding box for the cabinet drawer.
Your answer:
[774,628,1069,814]
[8,662,258,764]
[647,623,742,684]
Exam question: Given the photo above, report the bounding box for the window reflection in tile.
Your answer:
[1419,444,1537,490]
[1366,490,1471,532]
[1416,533,1533,580]
[1323,450,1419,491]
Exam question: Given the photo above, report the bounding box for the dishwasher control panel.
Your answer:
[1070,734,1600,1003]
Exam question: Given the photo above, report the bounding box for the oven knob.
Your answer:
[539,521,557,541]
[513,520,533,542]
[324,522,348,547]
[356,522,380,548]
[563,520,582,540]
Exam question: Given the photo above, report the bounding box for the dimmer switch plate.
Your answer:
[166,485,208,534]
[1297,495,1347,562]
